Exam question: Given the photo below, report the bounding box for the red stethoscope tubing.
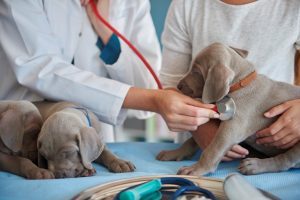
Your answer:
[89,0,163,89]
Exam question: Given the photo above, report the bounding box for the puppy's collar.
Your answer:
[72,107,92,127]
[229,71,257,93]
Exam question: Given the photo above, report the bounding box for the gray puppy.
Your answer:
[34,101,135,178]
[0,100,54,179]
[157,43,300,176]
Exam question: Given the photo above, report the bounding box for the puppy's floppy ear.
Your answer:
[0,108,24,152]
[202,64,234,103]
[230,46,248,58]
[77,127,104,170]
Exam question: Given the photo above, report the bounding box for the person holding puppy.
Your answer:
[160,0,300,160]
[0,0,218,141]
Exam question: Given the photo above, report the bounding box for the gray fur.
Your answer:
[35,101,135,178]
[159,43,300,175]
[0,100,54,179]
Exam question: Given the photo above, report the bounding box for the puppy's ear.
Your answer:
[202,64,234,103]
[230,46,248,58]
[0,108,24,152]
[77,127,104,170]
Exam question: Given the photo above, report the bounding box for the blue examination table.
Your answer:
[0,142,299,200]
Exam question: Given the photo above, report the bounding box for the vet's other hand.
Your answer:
[156,89,219,132]
[256,99,300,149]
[222,145,249,162]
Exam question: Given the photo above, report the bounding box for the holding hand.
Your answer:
[154,89,220,132]
[256,99,300,149]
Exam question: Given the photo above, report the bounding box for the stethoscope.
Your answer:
[89,0,236,120]
[213,96,236,121]
[114,177,217,200]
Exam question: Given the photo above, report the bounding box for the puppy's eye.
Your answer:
[60,151,78,159]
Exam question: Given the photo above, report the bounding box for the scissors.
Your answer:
[115,177,217,200]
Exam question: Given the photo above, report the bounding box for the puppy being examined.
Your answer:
[0,101,54,179]
[157,43,300,176]
[35,101,135,178]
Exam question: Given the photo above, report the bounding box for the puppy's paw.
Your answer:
[80,168,96,177]
[177,164,209,176]
[238,158,266,175]
[109,159,136,173]
[26,168,55,179]
[156,150,186,161]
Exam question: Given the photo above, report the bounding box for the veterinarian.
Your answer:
[160,0,300,160]
[0,0,219,141]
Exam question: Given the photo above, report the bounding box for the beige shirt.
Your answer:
[161,0,300,89]
[160,0,300,142]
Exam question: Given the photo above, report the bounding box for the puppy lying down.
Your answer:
[0,101,54,179]
[34,101,135,178]
[157,43,300,176]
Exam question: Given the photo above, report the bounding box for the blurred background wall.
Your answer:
[115,0,174,142]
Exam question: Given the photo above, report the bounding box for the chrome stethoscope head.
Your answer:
[215,96,236,121]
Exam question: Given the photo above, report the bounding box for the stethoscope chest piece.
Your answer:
[216,96,236,121]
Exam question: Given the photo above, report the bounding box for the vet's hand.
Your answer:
[222,145,249,162]
[256,99,300,149]
[84,0,113,44]
[156,89,220,132]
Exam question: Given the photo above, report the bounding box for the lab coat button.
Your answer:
[79,32,82,37]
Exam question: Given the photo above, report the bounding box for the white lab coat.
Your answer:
[0,0,161,141]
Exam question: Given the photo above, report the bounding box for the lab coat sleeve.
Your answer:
[0,0,129,125]
[103,0,162,119]
[160,0,192,89]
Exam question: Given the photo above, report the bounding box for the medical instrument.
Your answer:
[72,175,225,200]
[89,0,162,89]
[212,96,236,121]
[115,177,216,200]
[224,174,280,200]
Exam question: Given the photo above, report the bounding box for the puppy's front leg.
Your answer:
[95,147,136,173]
[0,152,54,179]
[178,122,244,176]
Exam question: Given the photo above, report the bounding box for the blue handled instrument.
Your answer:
[115,177,216,200]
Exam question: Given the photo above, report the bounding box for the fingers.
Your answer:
[231,144,249,155]
[222,156,233,162]
[175,114,211,126]
[185,97,216,109]
[264,102,291,118]
[271,134,296,148]
[279,139,299,149]
[180,105,219,119]
[167,123,202,132]
[256,127,271,138]
[222,145,248,162]
[226,150,245,159]
[256,116,287,139]
[257,127,289,145]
